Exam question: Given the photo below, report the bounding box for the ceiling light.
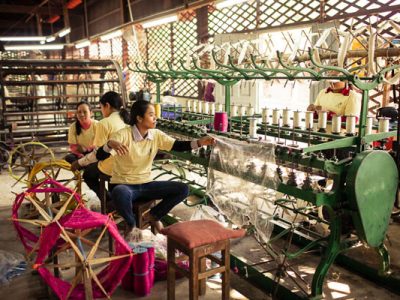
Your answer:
[100,29,122,41]
[4,44,65,51]
[40,40,45,44]
[0,36,46,42]
[75,39,90,49]
[58,27,71,37]
[46,36,56,43]
[142,15,178,29]
[216,0,248,9]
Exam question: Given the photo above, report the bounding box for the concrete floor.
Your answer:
[1,163,400,299]
[0,166,265,300]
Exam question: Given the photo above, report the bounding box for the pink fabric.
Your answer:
[12,178,83,253]
[35,207,133,299]
[161,220,246,249]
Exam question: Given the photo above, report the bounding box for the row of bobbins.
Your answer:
[261,108,391,135]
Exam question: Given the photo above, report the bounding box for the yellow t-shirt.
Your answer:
[314,89,361,116]
[67,120,98,152]
[94,112,126,176]
[110,127,176,184]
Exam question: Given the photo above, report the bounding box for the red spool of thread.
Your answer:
[213,112,228,132]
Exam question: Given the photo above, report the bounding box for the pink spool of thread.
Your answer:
[213,112,228,132]
[140,242,155,287]
[133,246,151,297]
[121,246,152,296]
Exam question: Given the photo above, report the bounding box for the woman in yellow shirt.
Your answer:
[308,80,361,117]
[71,91,129,206]
[64,100,98,164]
[96,100,215,238]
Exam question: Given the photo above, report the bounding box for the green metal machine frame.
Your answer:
[130,49,400,299]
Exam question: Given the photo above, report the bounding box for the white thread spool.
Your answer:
[217,103,223,112]
[378,117,390,133]
[365,116,373,135]
[192,100,198,113]
[210,102,215,115]
[262,108,270,124]
[305,111,314,129]
[293,110,302,128]
[331,115,341,134]
[282,108,291,127]
[247,104,254,117]
[272,108,281,125]
[318,111,327,131]
[186,99,192,112]
[249,117,258,139]
[197,101,203,113]
[202,101,209,115]
[345,115,356,135]
[231,104,238,117]
[239,105,246,117]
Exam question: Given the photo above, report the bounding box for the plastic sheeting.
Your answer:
[207,135,280,243]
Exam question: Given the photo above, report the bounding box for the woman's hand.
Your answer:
[197,136,216,147]
[307,104,322,112]
[108,140,129,156]
[70,161,82,172]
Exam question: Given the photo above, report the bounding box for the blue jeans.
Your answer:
[111,181,189,227]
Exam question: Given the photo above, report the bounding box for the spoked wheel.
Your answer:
[0,141,10,170]
[12,178,83,262]
[28,159,82,193]
[34,208,132,300]
[8,142,55,186]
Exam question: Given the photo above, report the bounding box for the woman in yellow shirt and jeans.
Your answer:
[96,100,215,238]
[71,91,129,206]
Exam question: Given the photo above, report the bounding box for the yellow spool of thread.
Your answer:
[154,103,161,118]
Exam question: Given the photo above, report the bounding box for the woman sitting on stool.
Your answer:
[64,100,98,164]
[97,100,215,240]
[71,91,130,207]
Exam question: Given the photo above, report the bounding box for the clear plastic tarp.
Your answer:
[207,135,280,243]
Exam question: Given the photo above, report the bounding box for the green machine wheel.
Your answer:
[346,150,398,247]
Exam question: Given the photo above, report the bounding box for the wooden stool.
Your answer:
[99,174,157,233]
[99,173,111,215]
[98,173,113,254]
[133,198,157,233]
[162,220,245,300]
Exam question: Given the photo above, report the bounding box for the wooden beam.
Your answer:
[0,4,63,15]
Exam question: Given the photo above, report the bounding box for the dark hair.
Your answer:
[99,91,130,124]
[75,100,92,136]
[129,90,144,101]
[129,100,152,126]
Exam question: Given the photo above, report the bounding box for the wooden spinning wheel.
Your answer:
[33,208,132,300]
[11,178,83,261]
[28,159,82,193]
[8,142,55,186]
